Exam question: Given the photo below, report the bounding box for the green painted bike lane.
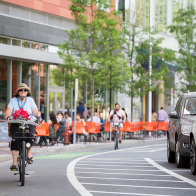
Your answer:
[34,152,96,160]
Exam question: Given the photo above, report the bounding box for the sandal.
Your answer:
[27,157,33,164]
[10,165,18,171]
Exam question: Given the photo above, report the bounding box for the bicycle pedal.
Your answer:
[14,173,20,175]
[25,174,29,175]
[11,168,18,171]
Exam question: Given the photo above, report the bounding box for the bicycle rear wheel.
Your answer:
[21,141,26,186]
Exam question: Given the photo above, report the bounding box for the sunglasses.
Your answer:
[18,89,28,92]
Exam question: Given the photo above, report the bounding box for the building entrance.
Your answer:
[49,86,65,115]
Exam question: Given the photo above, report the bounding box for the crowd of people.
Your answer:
[36,100,106,146]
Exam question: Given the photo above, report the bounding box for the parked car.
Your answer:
[190,113,196,174]
[167,92,196,168]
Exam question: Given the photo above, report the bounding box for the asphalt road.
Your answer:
[0,140,196,196]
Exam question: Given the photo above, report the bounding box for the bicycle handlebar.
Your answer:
[5,119,41,127]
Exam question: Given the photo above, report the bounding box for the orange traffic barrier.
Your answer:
[95,123,101,133]
[72,123,85,134]
[144,122,154,131]
[122,121,131,132]
[158,121,168,131]
[35,123,50,136]
[85,122,92,133]
[104,122,111,132]
[130,122,138,132]
[152,121,158,132]
[138,121,144,131]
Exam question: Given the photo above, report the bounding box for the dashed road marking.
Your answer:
[75,167,159,171]
[81,182,196,190]
[75,171,171,177]
[77,163,154,167]
[76,176,183,183]
[89,190,173,196]
[145,158,196,187]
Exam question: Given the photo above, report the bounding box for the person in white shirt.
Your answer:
[87,112,100,123]
[64,112,72,124]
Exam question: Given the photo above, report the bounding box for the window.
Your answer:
[97,0,110,12]
[12,39,21,46]
[146,0,149,28]
[22,41,30,48]
[31,42,40,50]
[155,0,159,31]
[183,98,196,115]
[0,37,11,45]
[159,0,163,32]
[136,0,141,25]
[163,0,167,33]
[141,0,145,27]
[175,97,183,116]
[40,44,48,52]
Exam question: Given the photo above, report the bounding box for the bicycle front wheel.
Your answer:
[114,131,119,150]
[21,141,26,186]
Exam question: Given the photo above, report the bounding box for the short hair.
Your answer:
[64,112,69,116]
[57,112,63,116]
[76,113,82,118]
[161,107,163,110]
[122,108,125,111]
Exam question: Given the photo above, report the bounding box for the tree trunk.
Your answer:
[90,78,94,122]
[131,95,133,122]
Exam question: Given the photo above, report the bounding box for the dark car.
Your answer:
[167,93,196,168]
[190,108,196,175]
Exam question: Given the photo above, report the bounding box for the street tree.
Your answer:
[168,5,196,93]
[123,18,175,121]
[58,0,129,118]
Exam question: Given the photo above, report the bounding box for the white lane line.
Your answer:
[89,190,173,196]
[67,156,93,196]
[77,164,154,168]
[67,143,166,196]
[145,158,196,187]
[85,158,146,161]
[75,167,159,171]
[76,176,183,183]
[79,160,151,164]
[75,171,171,177]
[150,148,167,152]
[82,182,196,190]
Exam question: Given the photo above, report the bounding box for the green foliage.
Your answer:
[58,0,129,117]
[168,5,196,93]
[123,21,175,121]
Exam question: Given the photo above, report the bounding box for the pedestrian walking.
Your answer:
[158,107,167,136]
[152,109,157,121]
[158,107,167,121]
[77,101,84,117]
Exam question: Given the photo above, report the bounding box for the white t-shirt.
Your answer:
[110,109,125,122]
[87,116,100,123]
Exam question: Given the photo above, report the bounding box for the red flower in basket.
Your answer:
[13,108,30,120]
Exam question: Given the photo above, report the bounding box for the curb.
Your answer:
[31,138,166,155]
[0,138,166,163]
[0,155,12,163]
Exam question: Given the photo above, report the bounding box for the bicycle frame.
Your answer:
[5,119,40,186]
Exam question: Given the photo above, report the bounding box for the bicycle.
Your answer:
[113,122,121,150]
[6,119,40,186]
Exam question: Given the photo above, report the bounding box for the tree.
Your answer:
[58,0,129,118]
[123,14,175,121]
[168,5,196,93]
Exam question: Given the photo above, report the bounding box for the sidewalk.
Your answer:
[0,137,166,163]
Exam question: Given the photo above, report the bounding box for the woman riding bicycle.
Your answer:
[4,83,38,171]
